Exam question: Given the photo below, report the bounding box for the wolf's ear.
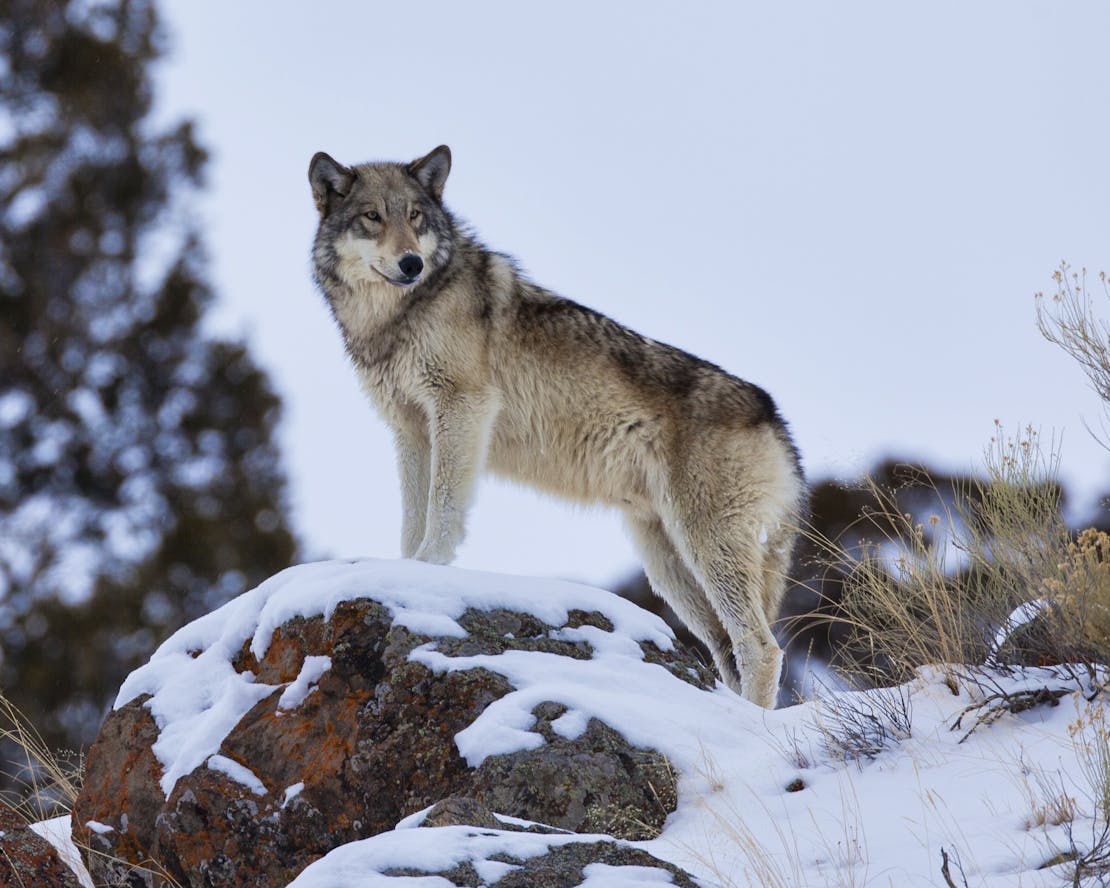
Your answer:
[408,145,451,200]
[309,152,354,216]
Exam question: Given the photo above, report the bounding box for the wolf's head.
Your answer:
[309,146,454,291]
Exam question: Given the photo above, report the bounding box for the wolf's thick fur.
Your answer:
[309,146,804,707]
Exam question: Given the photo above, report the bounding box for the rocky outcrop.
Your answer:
[72,560,716,887]
[0,804,85,887]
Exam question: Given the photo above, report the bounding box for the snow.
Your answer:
[105,558,1110,886]
[578,863,676,886]
[85,820,114,835]
[277,655,331,710]
[474,858,519,884]
[282,782,305,808]
[550,707,590,741]
[989,600,1050,661]
[207,754,267,796]
[29,815,94,888]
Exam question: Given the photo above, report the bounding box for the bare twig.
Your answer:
[939,846,969,888]
[950,687,1069,744]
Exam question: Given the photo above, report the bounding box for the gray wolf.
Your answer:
[308,146,804,707]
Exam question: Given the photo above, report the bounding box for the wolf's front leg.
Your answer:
[393,424,431,558]
[413,390,499,565]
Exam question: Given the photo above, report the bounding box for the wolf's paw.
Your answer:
[412,543,456,565]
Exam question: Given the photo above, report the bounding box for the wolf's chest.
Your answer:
[353,349,428,416]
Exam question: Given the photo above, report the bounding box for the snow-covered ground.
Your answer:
[56,560,1110,886]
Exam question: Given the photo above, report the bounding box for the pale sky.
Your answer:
[154,1,1110,588]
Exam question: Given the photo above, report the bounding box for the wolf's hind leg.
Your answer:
[625,515,742,694]
[699,540,783,708]
[665,485,786,708]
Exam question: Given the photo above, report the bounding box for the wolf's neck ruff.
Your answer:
[308,146,805,709]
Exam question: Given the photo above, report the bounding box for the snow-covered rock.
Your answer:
[72,559,715,887]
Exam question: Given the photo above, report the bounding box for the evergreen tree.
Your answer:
[0,0,297,762]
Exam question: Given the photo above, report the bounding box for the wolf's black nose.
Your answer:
[398,254,424,278]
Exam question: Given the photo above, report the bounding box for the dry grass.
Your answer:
[1071,704,1110,834]
[0,694,81,822]
[1036,264,1110,409]
[795,260,1110,691]
[1033,261,1110,664]
[1043,529,1110,663]
[801,424,1074,690]
[1022,763,1079,831]
[769,726,814,771]
[1055,702,1110,885]
[809,681,913,766]
[1027,792,1079,831]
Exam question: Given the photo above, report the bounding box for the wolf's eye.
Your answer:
[364,210,381,222]
[409,208,421,222]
